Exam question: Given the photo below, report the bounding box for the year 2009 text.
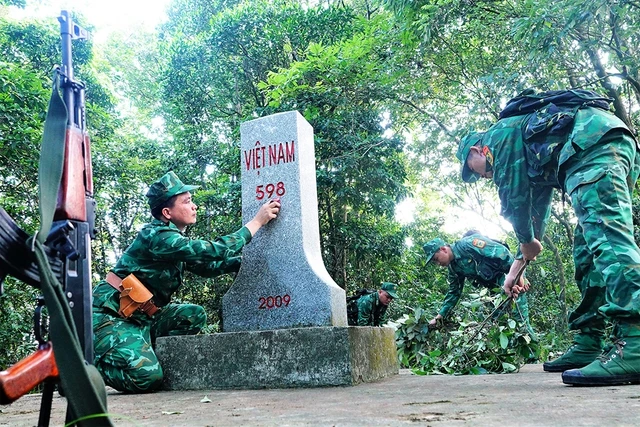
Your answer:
[258,294,291,309]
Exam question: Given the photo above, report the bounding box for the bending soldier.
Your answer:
[423,233,536,338]
[457,93,640,385]
[92,172,280,393]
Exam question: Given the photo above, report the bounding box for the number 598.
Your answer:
[256,182,286,200]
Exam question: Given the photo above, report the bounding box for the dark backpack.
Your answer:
[499,89,612,120]
[461,233,511,286]
[498,89,613,177]
[346,289,376,326]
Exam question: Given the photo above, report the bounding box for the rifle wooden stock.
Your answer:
[0,342,58,405]
[55,127,91,222]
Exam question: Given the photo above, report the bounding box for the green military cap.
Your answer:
[381,282,398,299]
[456,132,485,183]
[146,171,200,209]
[423,238,447,262]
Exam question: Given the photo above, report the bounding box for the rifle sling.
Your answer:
[31,239,111,425]
[37,73,67,244]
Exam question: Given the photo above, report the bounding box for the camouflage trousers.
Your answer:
[562,131,640,335]
[93,303,206,393]
[514,292,534,337]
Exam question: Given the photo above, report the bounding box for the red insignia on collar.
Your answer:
[482,145,494,166]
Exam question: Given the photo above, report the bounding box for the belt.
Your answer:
[106,272,159,317]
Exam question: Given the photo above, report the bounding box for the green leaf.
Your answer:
[499,332,508,349]
[502,362,517,373]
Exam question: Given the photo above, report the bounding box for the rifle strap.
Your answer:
[36,71,67,244]
[32,71,112,425]
[30,238,110,425]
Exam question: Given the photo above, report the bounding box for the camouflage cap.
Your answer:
[456,132,485,183]
[381,282,398,299]
[146,171,200,209]
[423,238,447,262]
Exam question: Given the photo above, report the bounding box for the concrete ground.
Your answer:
[2,364,640,426]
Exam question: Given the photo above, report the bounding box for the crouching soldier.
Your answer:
[347,282,399,326]
[92,172,280,393]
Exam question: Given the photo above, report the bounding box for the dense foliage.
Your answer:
[393,291,539,375]
[1,0,639,374]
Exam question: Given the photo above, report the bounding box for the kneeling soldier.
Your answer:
[92,172,280,393]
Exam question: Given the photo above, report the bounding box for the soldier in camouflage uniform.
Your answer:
[354,282,398,326]
[422,234,535,338]
[457,100,640,386]
[92,172,280,393]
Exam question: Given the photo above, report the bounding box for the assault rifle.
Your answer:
[0,10,109,426]
[52,8,96,364]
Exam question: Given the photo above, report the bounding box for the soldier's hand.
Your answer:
[504,259,527,298]
[429,315,442,328]
[245,198,281,236]
[520,239,543,261]
[255,198,280,225]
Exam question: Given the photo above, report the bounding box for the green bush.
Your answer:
[392,290,539,375]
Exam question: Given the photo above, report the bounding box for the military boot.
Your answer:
[562,323,640,386]
[543,333,603,372]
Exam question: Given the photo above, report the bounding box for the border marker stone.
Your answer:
[156,111,398,389]
[223,111,347,332]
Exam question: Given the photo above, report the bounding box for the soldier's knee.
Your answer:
[95,348,164,393]
[192,305,207,329]
[119,364,164,393]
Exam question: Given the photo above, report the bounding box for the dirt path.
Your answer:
[2,365,640,426]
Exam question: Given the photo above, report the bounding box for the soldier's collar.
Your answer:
[152,218,182,231]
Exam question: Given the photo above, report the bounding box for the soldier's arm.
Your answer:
[438,271,465,318]
[150,226,252,264]
[378,305,389,326]
[490,127,536,245]
[509,185,553,260]
[357,295,374,326]
[531,186,554,241]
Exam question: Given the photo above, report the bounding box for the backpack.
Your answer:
[499,89,612,121]
[346,288,376,326]
[498,89,613,178]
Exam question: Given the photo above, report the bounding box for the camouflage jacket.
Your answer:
[439,235,513,318]
[93,219,252,314]
[484,106,632,246]
[357,291,388,326]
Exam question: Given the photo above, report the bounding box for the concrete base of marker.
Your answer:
[155,326,398,390]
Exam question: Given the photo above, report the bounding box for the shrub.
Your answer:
[392,289,539,375]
